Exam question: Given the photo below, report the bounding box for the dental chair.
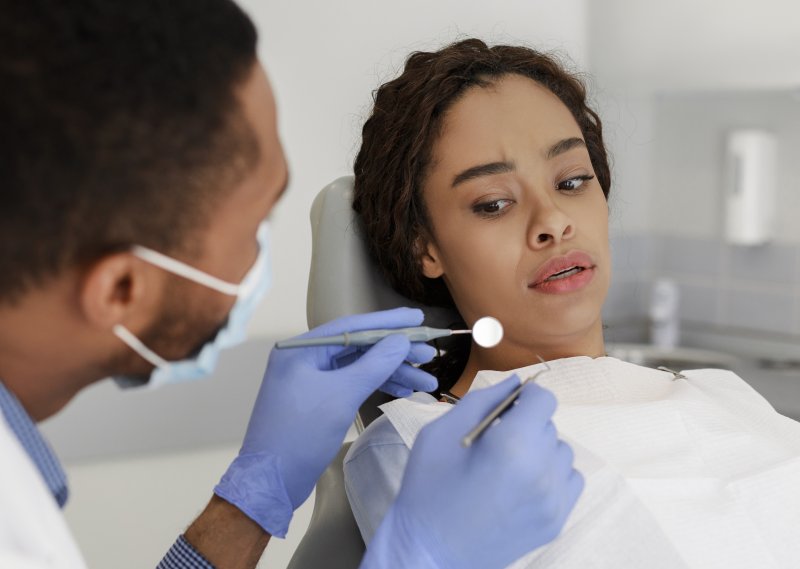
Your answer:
[286,176,457,569]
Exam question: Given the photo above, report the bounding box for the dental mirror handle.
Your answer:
[275,326,454,349]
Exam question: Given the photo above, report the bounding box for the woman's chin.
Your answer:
[503,316,604,351]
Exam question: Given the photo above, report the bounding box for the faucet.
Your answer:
[649,278,680,349]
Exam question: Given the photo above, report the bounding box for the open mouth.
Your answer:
[544,266,586,282]
[528,250,596,291]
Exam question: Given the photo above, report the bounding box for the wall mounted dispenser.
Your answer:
[724,129,777,246]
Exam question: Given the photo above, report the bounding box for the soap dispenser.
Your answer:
[724,130,777,246]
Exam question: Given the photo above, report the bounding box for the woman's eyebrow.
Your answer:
[452,161,515,188]
[451,138,586,188]
[546,137,586,159]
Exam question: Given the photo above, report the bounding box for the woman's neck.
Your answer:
[447,322,606,398]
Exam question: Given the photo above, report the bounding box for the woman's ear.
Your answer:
[418,236,444,279]
[79,252,160,331]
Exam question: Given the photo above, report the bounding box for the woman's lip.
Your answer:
[531,266,595,294]
[528,250,596,287]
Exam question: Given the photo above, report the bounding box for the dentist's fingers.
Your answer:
[559,469,585,524]
[329,339,435,370]
[303,307,424,339]
[385,363,438,393]
[338,334,412,392]
[425,375,522,435]
[379,382,413,399]
[378,370,438,398]
[485,382,558,437]
[567,469,585,501]
[406,342,437,364]
[552,440,577,480]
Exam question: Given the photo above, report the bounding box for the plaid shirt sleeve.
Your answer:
[157,535,215,569]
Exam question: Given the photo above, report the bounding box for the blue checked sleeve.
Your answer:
[157,535,215,569]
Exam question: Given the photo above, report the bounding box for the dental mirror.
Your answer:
[470,316,504,348]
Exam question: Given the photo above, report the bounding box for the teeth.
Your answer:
[545,266,583,282]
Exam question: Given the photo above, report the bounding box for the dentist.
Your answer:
[0,1,583,568]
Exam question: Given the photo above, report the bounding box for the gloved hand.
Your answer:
[361,375,584,569]
[214,307,437,537]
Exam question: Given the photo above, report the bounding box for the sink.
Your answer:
[606,343,744,371]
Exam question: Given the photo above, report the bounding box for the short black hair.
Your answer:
[0,0,259,304]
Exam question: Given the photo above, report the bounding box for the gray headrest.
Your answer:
[306,176,458,329]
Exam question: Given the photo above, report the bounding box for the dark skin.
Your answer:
[0,61,287,568]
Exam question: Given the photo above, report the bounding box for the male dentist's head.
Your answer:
[0,0,287,419]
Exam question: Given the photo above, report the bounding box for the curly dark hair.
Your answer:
[353,39,611,391]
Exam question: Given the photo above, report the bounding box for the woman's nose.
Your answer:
[526,201,575,249]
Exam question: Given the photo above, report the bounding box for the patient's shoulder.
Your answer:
[347,414,407,459]
[343,414,411,545]
[347,391,440,461]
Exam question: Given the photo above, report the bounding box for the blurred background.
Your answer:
[38,1,800,566]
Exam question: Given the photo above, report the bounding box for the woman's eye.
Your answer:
[472,199,513,217]
[557,174,595,192]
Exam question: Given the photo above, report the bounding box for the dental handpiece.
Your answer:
[275,316,503,350]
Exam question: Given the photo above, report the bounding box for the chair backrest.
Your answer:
[306,175,459,428]
[306,175,457,330]
[285,443,364,569]
[288,177,457,568]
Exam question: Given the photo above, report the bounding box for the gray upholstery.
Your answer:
[285,442,364,569]
[288,177,458,568]
[306,175,458,329]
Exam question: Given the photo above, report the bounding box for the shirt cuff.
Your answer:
[157,535,215,569]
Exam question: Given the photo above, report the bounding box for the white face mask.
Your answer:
[112,221,272,389]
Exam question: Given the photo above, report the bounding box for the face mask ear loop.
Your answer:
[113,324,170,369]
[131,246,241,296]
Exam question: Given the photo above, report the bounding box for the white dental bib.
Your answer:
[378,357,800,569]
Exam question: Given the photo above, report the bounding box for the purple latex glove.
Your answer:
[362,375,584,569]
[215,308,437,537]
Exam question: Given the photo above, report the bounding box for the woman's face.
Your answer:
[420,74,610,360]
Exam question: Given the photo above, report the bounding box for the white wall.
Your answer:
[587,0,800,239]
[243,0,589,339]
[597,92,657,236]
[588,0,800,93]
[62,444,316,569]
[649,90,800,241]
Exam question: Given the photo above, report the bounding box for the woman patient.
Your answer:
[344,39,800,568]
